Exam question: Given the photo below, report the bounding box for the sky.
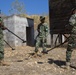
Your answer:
[0,0,49,15]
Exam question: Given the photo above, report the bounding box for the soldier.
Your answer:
[0,14,9,66]
[63,8,76,69]
[34,16,49,54]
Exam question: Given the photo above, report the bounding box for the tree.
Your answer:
[9,0,26,15]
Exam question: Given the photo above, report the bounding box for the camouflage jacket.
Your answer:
[37,22,49,38]
[69,13,76,34]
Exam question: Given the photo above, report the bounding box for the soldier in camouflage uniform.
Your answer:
[0,17,4,60]
[34,16,49,54]
[65,8,76,69]
[0,15,9,66]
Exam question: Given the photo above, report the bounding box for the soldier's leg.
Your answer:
[0,38,10,66]
[42,38,48,54]
[66,37,74,63]
[61,44,73,69]
[66,43,73,69]
[65,35,76,69]
[0,38,4,60]
[66,46,73,62]
[35,37,41,53]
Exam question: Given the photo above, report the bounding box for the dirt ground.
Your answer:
[0,46,76,75]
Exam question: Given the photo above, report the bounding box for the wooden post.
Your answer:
[59,34,62,44]
[51,33,53,47]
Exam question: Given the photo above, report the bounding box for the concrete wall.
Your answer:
[3,15,34,47]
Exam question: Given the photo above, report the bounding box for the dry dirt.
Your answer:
[0,46,76,75]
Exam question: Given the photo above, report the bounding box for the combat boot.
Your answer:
[0,60,10,66]
[34,48,38,54]
[41,50,48,54]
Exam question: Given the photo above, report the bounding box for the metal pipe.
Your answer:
[4,40,15,50]
[6,28,26,43]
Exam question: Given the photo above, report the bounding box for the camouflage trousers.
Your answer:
[35,37,47,53]
[0,37,4,60]
[66,35,76,62]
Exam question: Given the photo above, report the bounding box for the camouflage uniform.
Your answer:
[66,13,76,62]
[35,16,49,53]
[0,17,4,60]
[0,12,9,66]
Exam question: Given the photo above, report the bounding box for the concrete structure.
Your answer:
[3,15,34,47]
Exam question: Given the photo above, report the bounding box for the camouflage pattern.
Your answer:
[0,17,4,60]
[66,13,76,62]
[35,22,49,53]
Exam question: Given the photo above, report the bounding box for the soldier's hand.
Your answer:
[2,27,7,30]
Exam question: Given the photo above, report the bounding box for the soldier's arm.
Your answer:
[37,24,40,33]
[0,22,7,30]
[44,23,49,37]
[0,19,7,30]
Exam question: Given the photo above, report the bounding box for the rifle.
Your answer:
[6,28,26,43]
[4,40,15,50]
[0,23,26,43]
[47,35,70,53]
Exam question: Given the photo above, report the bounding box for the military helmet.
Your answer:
[40,16,45,21]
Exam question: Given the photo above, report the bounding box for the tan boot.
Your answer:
[0,60,10,66]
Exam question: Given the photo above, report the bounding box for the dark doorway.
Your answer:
[26,27,34,46]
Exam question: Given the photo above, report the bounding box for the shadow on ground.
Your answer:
[48,58,66,66]
[48,58,76,69]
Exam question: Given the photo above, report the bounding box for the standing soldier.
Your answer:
[63,8,76,69]
[34,16,49,54]
[0,11,9,66]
